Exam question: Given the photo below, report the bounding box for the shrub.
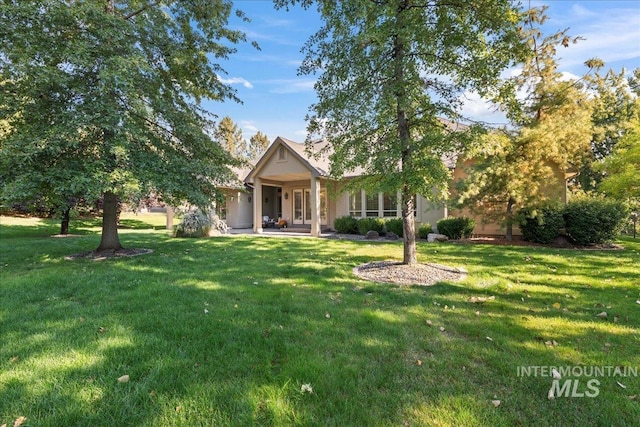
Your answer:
[436,216,476,240]
[564,198,629,245]
[357,217,385,235]
[418,223,433,239]
[334,216,359,234]
[519,203,565,244]
[384,218,404,237]
[175,210,211,238]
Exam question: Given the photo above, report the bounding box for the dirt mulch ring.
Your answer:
[65,248,153,261]
[353,261,466,286]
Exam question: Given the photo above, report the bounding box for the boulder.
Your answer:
[386,231,399,240]
[427,233,449,243]
[365,230,380,240]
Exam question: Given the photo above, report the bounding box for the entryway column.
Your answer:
[253,177,263,234]
[310,176,321,237]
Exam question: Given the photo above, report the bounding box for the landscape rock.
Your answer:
[386,231,399,240]
[427,233,449,243]
[365,230,379,240]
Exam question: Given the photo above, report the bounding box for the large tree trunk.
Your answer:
[505,197,515,242]
[402,190,417,265]
[97,191,123,251]
[60,207,70,235]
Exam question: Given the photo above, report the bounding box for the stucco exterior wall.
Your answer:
[225,190,253,229]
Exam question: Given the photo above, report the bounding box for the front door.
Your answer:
[292,188,327,226]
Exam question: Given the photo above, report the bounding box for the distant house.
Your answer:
[223,134,572,237]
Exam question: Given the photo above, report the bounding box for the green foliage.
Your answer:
[357,217,385,235]
[334,215,359,234]
[384,218,404,237]
[437,217,476,240]
[564,198,629,245]
[595,117,640,203]
[175,211,211,238]
[248,131,270,162]
[418,223,434,239]
[519,203,565,244]
[216,116,246,159]
[0,0,248,250]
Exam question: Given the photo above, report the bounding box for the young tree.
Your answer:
[276,0,526,264]
[248,131,270,162]
[455,6,594,240]
[0,1,248,252]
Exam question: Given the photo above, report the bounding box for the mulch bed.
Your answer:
[353,261,466,286]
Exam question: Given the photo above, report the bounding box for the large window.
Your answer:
[349,191,362,217]
[365,193,379,217]
[383,193,397,217]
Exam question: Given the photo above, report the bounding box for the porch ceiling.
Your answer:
[260,171,311,183]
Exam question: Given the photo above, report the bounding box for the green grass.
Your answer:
[1,214,639,426]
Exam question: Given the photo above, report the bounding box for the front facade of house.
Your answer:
[243,137,447,236]
[229,136,570,237]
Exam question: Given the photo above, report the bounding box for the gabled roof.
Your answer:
[245,136,332,184]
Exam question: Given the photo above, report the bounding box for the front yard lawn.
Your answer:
[1,214,638,426]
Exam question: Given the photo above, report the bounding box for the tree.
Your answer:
[276,0,526,264]
[455,6,594,240]
[595,112,640,204]
[576,67,640,191]
[216,116,246,159]
[0,1,248,251]
[248,131,270,162]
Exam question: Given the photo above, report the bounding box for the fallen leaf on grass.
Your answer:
[439,326,446,332]
[301,383,313,394]
[617,381,627,389]
[426,320,433,326]
[13,417,27,427]
[596,312,608,318]
[636,300,640,305]
[491,400,501,407]
[486,336,493,341]
[204,309,209,314]
[325,312,331,319]
[117,374,130,383]
[416,359,423,366]
[544,340,559,347]
[629,395,637,400]
[149,390,157,397]
[552,302,561,309]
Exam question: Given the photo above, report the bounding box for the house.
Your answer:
[224,134,572,237]
[244,136,448,236]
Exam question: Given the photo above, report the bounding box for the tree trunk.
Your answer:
[60,207,70,235]
[97,191,123,251]
[402,190,417,265]
[505,197,515,242]
[394,3,416,265]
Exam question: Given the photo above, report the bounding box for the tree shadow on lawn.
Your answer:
[1,235,639,426]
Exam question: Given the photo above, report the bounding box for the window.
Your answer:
[349,191,362,217]
[383,192,398,217]
[365,193,379,217]
[278,146,287,161]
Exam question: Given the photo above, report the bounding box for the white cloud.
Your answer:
[218,76,254,89]
[267,78,316,94]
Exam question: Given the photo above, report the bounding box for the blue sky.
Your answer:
[204,0,640,143]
